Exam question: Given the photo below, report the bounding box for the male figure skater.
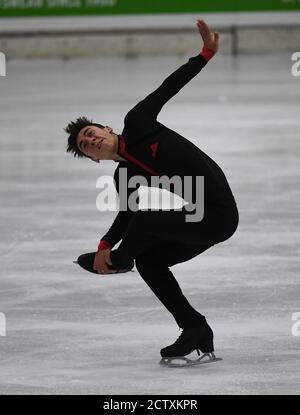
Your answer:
[65,20,239,363]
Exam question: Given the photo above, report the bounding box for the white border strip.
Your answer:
[0,11,299,33]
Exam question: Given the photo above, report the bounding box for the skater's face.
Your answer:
[76,125,117,162]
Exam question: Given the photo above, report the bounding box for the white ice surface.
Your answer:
[0,53,300,394]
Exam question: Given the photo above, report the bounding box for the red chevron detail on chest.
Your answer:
[150,142,159,158]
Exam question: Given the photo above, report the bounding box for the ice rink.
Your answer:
[0,52,300,394]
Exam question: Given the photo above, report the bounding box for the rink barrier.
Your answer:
[0,24,299,59]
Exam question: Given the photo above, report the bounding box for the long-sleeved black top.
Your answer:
[101,53,237,248]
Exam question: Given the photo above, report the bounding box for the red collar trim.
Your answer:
[118,135,160,176]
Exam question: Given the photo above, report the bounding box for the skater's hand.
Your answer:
[196,20,219,54]
[93,249,117,275]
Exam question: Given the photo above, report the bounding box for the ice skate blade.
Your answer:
[159,352,222,368]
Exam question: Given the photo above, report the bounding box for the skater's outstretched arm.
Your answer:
[124,20,219,124]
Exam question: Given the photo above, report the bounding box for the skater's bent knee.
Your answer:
[135,252,165,272]
[135,254,152,271]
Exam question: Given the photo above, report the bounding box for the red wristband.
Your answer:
[200,46,215,62]
[98,240,112,252]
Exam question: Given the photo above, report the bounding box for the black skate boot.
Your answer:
[160,320,222,367]
[74,252,134,275]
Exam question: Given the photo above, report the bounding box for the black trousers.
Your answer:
[110,200,239,328]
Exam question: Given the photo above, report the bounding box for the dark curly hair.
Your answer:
[64,116,105,159]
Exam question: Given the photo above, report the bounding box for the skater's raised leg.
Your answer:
[109,207,235,270]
